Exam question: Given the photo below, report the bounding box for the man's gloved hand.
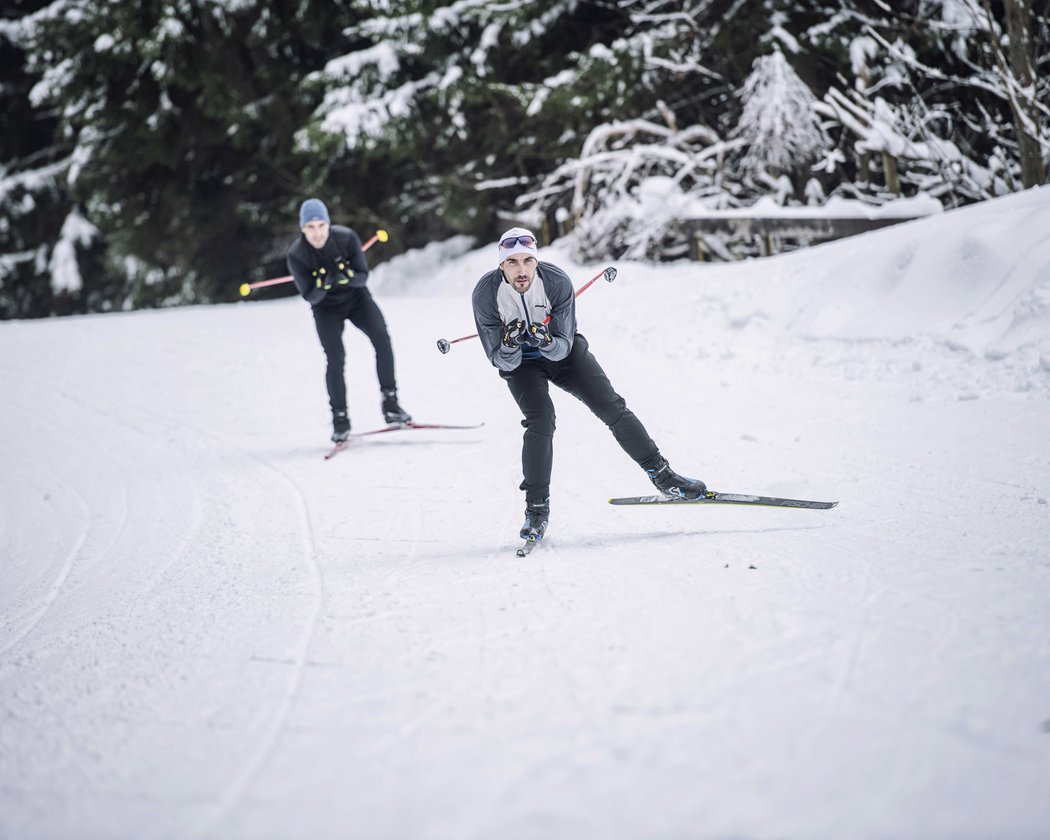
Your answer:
[502,319,527,348]
[521,322,553,348]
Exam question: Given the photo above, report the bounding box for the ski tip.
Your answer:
[607,495,667,505]
[323,441,350,459]
[516,535,541,556]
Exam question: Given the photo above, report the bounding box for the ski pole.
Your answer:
[436,266,617,354]
[239,229,389,297]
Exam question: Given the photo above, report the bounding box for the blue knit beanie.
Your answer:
[299,198,331,228]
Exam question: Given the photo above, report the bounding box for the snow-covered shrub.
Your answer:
[520,119,745,261]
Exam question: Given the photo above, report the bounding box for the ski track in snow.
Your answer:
[0,443,90,657]
[3,191,1050,839]
[146,413,326,840]
[0,325,330,840]
[0,364,126,654]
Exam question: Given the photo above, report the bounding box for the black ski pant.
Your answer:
[500,334,661,504]
[311,288,397,414]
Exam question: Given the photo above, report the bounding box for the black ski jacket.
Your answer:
[286,225,370,306]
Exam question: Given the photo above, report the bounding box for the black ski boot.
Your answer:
[519,499,550,540]
[331,409,351,442]
[646,458,707,500]
[381,389,412,425]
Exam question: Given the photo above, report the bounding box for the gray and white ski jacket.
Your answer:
[471,261,577,371]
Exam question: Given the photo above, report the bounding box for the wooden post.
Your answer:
[882,152,901,196]
[858,151,871,188]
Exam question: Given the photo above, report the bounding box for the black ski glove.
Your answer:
[502,320,527,348]
[522,322,553,348]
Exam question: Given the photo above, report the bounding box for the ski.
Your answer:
[323,421,483,459]
[323,440,350,460]
[516,535,541,557]
[352,420,484,438]
[609,491,838,510]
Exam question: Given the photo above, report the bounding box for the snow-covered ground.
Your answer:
[2,187,1049,840]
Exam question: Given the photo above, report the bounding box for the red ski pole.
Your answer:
[436,266,617,354]
[239,229,389,297]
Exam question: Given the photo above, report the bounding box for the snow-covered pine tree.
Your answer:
[0,0,109,318]
[11,0,341,313]
[516,1,833,260]
[301,0,654,243]
[7,0,1047,315]
[732,49,831,195]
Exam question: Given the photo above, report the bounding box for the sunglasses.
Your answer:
[500,235,536,249]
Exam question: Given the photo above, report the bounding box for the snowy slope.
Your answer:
[2,188,1049,840]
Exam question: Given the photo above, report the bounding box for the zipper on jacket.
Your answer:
[517,292,531,326]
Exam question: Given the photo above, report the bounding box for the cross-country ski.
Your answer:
[324,421,484,459]
[609,491,838,510]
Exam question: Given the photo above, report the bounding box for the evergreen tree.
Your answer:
[733,49,831,186]
[510,0,812,259]
[301,0,644,242]
[522,0,1048,259]
[13,0,345,314]
[6,0,1048,314]
[1,0,110,319]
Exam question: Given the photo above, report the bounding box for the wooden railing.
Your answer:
[681,214,926,260]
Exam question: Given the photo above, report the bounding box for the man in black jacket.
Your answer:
[472,227,705,543]
[286,198,410,441]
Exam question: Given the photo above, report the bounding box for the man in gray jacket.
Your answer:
[472,227,706,543]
